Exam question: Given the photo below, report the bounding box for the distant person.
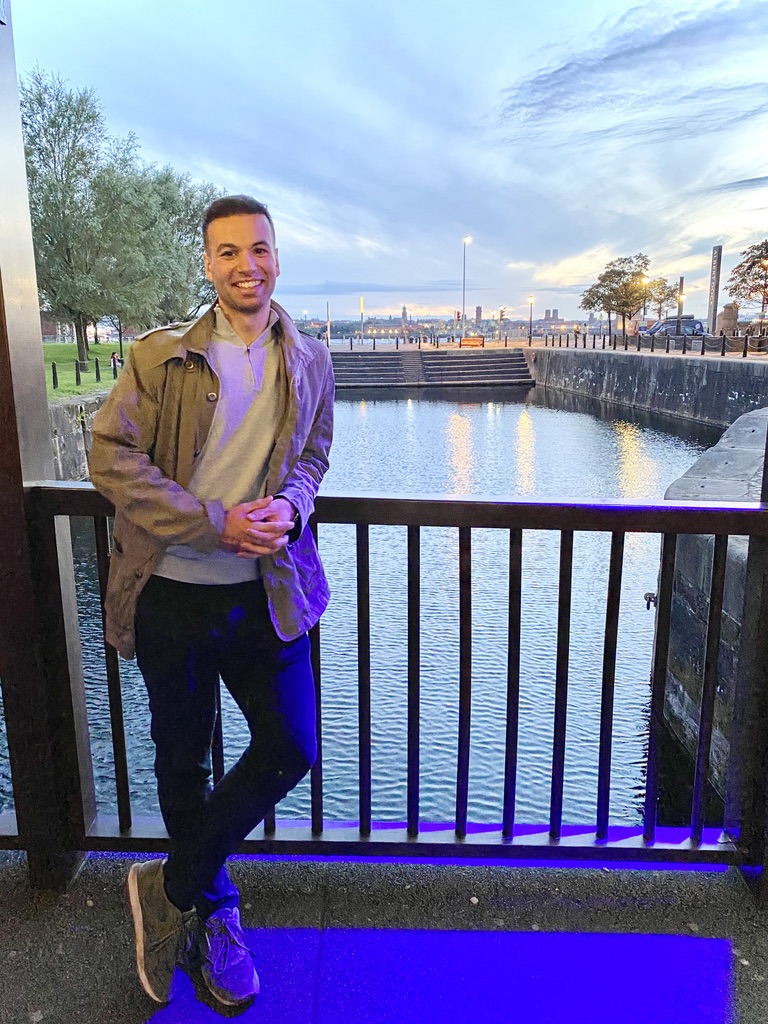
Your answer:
[110,351,119,373]
[573,324,580,342]
[89,196,335,1008]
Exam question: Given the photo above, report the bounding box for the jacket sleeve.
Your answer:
[88,344,225,550]
[275,353,335,537]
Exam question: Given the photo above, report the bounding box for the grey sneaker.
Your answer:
[127,859,193,1003]
[196,907,260,1006]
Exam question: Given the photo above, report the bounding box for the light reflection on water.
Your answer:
[0,388,721,828]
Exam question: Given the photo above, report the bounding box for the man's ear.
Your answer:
[203,250,213,283]
[275,249,280,279]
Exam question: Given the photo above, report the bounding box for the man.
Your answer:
[89,195,334,1007]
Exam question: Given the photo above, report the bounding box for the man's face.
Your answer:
[203,213,280,319]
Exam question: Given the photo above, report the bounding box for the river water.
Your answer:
[0,387,721,827]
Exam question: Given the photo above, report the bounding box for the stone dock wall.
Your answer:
[523,348,768,429]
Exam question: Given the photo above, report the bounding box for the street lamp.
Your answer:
[641,276,650,318]
[528,295,534,345]
[461,235,472,341]
[675,276,685,336]
[303,309,308,327]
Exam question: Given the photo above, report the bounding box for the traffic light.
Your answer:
[456,311,462,321]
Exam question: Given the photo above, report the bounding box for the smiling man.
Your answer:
[89,195,334,1008]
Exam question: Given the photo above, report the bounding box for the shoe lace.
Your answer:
[205,914,252,974]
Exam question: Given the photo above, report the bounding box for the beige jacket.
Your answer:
[88,302,334,658]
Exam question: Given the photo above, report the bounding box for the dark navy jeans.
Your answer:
[134,574,316,919]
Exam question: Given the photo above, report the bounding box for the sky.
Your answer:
[9,0,768,324]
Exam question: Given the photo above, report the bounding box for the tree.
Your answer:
[150,168,220,322]
[727,240,768,322]
[580,254,650,340]
[646,278,679,321]
[21,68,107,368]
[20,69,222,364]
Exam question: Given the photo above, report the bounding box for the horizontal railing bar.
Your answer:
[82,815,740,864]
[24,482,768,536]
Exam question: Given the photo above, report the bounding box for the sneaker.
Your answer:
[127,859,193,1003]
[196,907,260,1006]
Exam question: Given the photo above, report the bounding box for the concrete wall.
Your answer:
[662,408,768,798]
[524,348,768,429]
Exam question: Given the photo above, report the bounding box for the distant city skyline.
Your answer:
[10,0,768,322]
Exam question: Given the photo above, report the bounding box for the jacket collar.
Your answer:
[142,300,315,373]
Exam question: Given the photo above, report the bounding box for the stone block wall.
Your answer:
[662,408,768,797]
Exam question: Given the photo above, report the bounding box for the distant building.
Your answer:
[545,309,551,320]
[552,308,559,320]
[475,305,482,325]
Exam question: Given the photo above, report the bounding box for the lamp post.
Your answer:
[641,276,650,318]
[303,309,308,328]
[528,295,534,345]
[461,235,472,341]
[675,276,685,336]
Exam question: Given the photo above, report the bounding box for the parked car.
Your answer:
[647,317,705,337]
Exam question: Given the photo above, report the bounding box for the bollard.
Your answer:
[636,334,641,352]
[720,334,726,357]
[650,334,655,353]
[700,334,706,356]
[742,335,749,358]
[592,333,596,349]
[558,334,562,348]
[51,361,58,389]
[682,334,687,355]
[566,333,570,348]
[349,335,353,351]
[665,334,670,354]
[612,334,617,351]
[623,335,628,351]
[94,357,101,382]
[582,335,586,349]
[75,360,81,386]
[601,334,606,350]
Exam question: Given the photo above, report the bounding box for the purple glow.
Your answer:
[148,927,733,1022]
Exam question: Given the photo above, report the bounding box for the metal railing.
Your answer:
[6,483,768,874]
[543,332,768,357]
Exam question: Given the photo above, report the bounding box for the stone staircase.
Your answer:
[420,348,533,386]
[329,347,534,388]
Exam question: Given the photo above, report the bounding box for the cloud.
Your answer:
[696,175,768,195]
[497,2,768,148]
[278,280,461,297]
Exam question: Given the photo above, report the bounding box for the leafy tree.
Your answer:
[21,68,106,367]
[580,254,650,339]
[151,168,220,322]
[727,240,768,321]
[20,69,222,364]
[646,277,679,321]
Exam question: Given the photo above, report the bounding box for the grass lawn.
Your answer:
[44,341,132,399]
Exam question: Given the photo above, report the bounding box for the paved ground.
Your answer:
[1,851,767,1023]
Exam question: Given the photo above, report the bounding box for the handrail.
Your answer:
[24,481,768,535]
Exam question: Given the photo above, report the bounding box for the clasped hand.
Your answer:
[219,496,296,558]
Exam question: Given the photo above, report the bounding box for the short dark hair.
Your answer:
[202,195,275,249]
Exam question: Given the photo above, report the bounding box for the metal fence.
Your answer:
[5,483,768,877]
[543,332,768,357]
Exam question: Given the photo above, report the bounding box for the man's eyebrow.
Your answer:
[215,240,272,253]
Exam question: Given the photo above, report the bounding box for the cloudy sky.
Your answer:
[10,0,768,323]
